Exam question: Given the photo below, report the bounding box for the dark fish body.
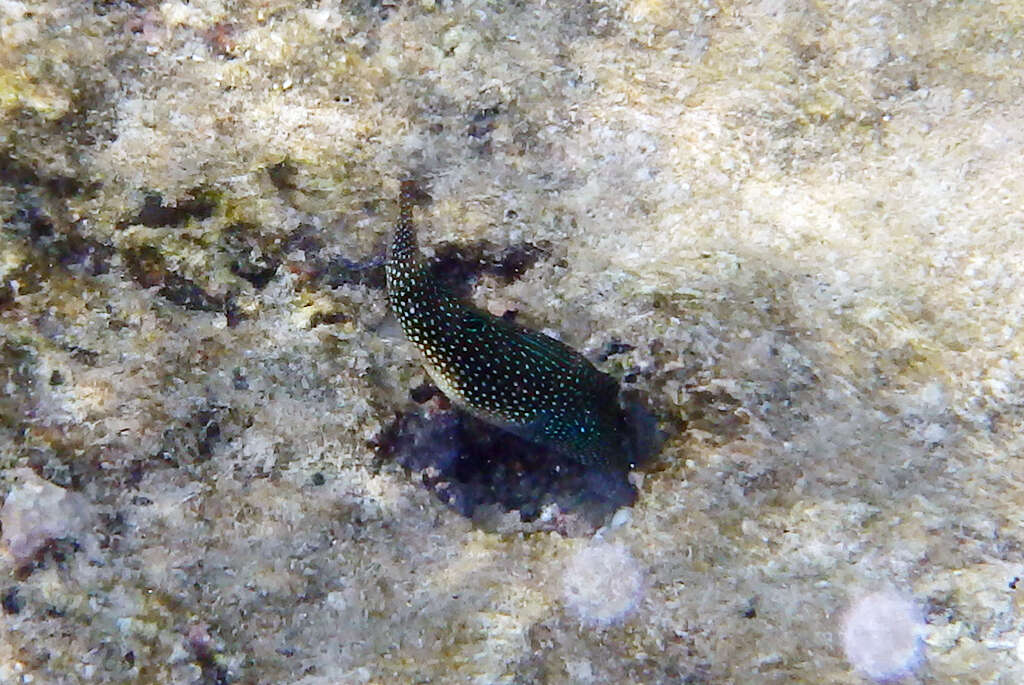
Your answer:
[386,181,635,468]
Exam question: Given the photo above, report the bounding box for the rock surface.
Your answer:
[1,1,1022,683]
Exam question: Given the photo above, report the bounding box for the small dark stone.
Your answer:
[99,512,127,551]
[2,587,22,615]
[223,296,243,328]
[49,369,64,386]
[197,415,221,459]
[597,339,635,362]
[158,408,227,466]
[468,105,500,140]
[231,261,278,290]
[311,472,325,486]
[158,275,223,312]
[231,367,249,390]
[55,231,115,276]
[124,651,135,667]
[69,347,100,366]
[409,383,437,404]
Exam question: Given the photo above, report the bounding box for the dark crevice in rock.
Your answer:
[0,150,93,198]
[49,229,116,276]
[0,151,41,187]
[124,246,235,316]
[252,224,387,291]
[321,255,387,290]
[266,160,298,192]
[0,340,38,429]
[122,190,216,229]
[429,240,550,299]
[6,205,116,277]
[13,538,82,582]
[157,407,231,468]
[214,190,546,298]
[223,223,281,290]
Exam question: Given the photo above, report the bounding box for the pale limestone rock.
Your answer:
[1,469,95,565]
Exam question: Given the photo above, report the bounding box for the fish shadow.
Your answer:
[380,392,663,534]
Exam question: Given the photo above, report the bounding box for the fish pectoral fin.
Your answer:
[498,411,555,446]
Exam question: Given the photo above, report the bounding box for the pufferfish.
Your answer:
[386,180,638,469]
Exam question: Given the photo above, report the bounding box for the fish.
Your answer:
[386,180,638,469]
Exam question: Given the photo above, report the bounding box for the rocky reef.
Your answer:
[2,1,1022,683]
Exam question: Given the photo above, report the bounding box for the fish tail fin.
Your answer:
[389,180,421,267]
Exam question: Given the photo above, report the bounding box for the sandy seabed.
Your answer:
[1,1,1022,683]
